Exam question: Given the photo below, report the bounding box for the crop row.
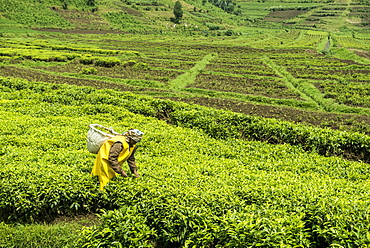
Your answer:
[3,36,370,117]
[319,81,370,108]
[4,61,370,136]
[2,76,369,162]
[169,96,370,135]
[1,38,140,56]
[288,67,370,81]
[334,36,370,49]
[206,63,277,76]
[290,33,327,47]
[36,61,182,83]
[192,73,302,99]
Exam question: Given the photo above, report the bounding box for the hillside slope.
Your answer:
[1,0,370,33]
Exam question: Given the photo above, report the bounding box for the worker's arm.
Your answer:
[127,147,139,178]
[108,141,128,177]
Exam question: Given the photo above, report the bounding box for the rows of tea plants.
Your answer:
[206,58,277,76]
[0,38,140,65]
[320,80,370,108]
[2,35,370,129]
[1,38,139,55]
[249,29,302,48]
[334,35,370,50]
[2,75,369,162]
[1,76,370,247]
[167,96,370,135]
[187,47,312,106]
[290,30,328,48]
[38,60,182,83]
[192,73,302,99]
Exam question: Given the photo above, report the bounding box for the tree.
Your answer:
[87,0,95,6]
[173,1,183,21]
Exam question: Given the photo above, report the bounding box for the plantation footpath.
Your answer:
[1,77,370,247]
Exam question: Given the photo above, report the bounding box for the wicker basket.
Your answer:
[86,124,120,154]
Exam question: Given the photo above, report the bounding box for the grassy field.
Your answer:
[1,0,370,247]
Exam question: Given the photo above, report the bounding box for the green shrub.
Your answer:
[94,57,121,67]
[79,55,95,65]
[77,208,155,248]
[80,67,98,75]
[122,59,137,67]
[133,62,149,70]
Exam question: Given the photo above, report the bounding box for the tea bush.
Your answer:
[0,76,370,247]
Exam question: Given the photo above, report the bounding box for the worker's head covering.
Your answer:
[123,129,144,143]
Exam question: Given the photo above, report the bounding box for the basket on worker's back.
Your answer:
[87,124,120,154]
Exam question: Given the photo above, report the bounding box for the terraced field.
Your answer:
[1,32,370,135]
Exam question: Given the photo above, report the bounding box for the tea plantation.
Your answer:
[1,0,370,247]
[0,77,369,247]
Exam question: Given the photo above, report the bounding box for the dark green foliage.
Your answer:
[173,1,183,21]
[208,0,237,14]
[86,0,95,6]
[225,29,234,36]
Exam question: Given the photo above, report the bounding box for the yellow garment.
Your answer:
[91,135,136,191]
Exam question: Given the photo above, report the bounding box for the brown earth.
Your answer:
[349,48,370,59]
[51,214,100,226]
[264,10,306,22]
[161,96,370,135]
[121,6,142,16]
[33,61,181,83]
[0,65,157,92]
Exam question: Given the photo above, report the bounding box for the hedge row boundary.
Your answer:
[1,76,369,163]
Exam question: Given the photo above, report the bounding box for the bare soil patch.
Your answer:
[51,214,100,227]
[34,61,180,83]
[122,6,142,16]
[265,10,306,22]
[349,48,370,59]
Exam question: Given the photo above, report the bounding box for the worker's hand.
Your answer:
[133,171,140,178]
[121,171,128,177]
